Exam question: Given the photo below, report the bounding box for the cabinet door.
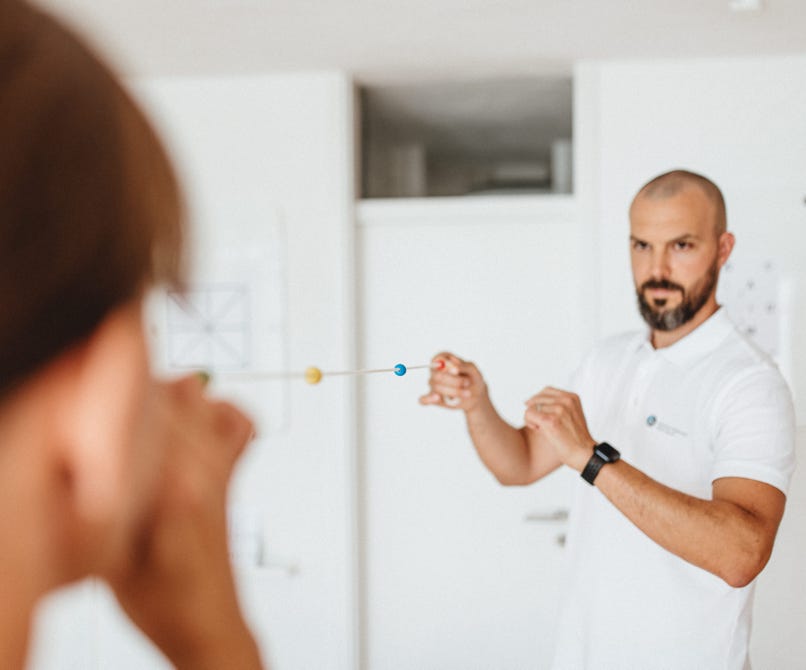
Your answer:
[359,198,585,669]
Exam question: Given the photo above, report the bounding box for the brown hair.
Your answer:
[0,1,184,396]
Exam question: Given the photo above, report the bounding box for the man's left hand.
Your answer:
[524,387,595,473]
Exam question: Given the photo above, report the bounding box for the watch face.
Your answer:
[594,442,620,463]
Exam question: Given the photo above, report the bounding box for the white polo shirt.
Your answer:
[551,308,796,670]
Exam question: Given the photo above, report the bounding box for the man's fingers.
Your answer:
[524,400,563,428]
[448,361,479,379]
[432,352,478,378]
[538,387,579,406]
[430,381,471,399]
[419,391,463,410]
[525,387,578,409]
[423,353,485,412]
[525,394,552,409]
[433,352,459,367]
[525,387,554,406]
[434,352,462,366]
[419,392,442,406]
[429,372,469,391]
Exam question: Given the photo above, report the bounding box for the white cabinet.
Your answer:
[358,196,586,669]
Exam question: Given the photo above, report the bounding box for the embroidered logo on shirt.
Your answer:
[646,415,688,437]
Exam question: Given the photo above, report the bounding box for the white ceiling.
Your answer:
[38,0,806,84]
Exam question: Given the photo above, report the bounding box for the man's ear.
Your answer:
[717,231,736,269]
[55,299,150,525]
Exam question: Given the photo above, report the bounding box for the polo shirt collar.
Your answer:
[638,307,735,367]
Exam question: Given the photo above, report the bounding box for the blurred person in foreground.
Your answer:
[0,1,263,668]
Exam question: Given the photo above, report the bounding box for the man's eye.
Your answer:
[674,241,693,250]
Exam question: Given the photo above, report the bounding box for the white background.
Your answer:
[28,56,806,669]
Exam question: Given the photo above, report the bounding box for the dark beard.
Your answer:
[637,262,718,332]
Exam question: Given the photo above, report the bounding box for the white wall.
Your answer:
[577,55,806,669]
[26,54,806,670]
[139,72,359,670]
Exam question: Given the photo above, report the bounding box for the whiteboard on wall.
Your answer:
[148,212,290,434]
[717,258,794,386]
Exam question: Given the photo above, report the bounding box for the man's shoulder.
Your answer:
[719,324,778,369]
[706,326,790,395]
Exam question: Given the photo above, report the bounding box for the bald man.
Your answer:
[422,170,795,670]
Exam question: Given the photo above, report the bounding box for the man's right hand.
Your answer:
[419,352,488,412]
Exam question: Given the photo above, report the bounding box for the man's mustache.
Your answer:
[641,279,684,294]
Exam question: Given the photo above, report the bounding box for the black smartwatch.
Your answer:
[581,442,620,485]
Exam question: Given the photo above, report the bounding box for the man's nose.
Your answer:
[649,249,671,280]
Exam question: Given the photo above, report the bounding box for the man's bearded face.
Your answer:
[636,258,718,331]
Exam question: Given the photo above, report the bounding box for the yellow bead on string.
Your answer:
[304,366,323,385]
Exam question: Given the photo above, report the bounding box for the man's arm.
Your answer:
[525,386,786,587]
[596,465,784,587]
[420,352,562,485]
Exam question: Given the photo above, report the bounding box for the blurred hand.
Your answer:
[107,374,262,670]
[419,352,488,412]
[523,387,595,472]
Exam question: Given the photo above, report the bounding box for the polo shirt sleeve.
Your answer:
[710,367,796,494]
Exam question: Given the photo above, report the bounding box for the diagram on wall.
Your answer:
[148,214,289,434]
[717,259,791,377]
[166,285,251,370]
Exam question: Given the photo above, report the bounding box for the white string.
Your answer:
[218,362,434,381]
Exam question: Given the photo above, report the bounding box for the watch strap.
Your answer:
[581,442,619,485]
[581,453,606,485]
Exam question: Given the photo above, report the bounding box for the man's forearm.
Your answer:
[465,398,555,485]
[594,460,780,587]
